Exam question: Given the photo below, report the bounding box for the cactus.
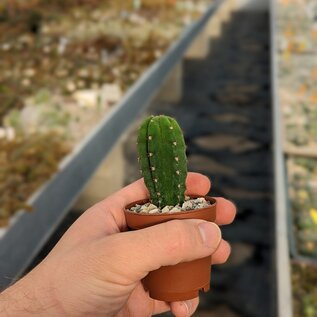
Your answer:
[137,115,187,208]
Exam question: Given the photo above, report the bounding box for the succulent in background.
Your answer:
[137,115,187,208]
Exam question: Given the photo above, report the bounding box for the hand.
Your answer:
[1,172,236,317]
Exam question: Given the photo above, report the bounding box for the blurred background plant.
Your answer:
[278,0,317,315]
[292,261,317,317]
[0,0,210,223]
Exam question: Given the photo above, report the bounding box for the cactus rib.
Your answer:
[137,115,187,207]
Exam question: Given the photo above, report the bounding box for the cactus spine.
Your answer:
[137,115,187,207]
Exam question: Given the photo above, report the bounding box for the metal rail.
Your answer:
[270,0,293,316]
[0,0,222,289]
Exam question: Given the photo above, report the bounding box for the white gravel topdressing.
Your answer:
[129,196,211,214]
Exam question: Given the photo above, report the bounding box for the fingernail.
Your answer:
[228,199,237,210]
[198,222,221,248]
[183,300,191,315]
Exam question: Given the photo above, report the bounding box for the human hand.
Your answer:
[1,172,236,317]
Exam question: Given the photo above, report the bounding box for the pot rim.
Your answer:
[125,195,217,216]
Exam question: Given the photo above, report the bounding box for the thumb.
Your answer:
[96,219,222,283]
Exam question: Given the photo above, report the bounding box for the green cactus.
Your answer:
[137,115,187,208]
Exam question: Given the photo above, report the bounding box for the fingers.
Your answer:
[170,297,199,317]
[184,172,211,196]
[152,297,199,317]
[97,219,222,283]
[57,175,235,253]
[104,172,211,209]
[211,240,231,265]
[106,178,148,209]
[151,296,199,316]
[214,197,236,225]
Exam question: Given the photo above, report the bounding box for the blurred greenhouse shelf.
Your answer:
[3,1,317,316]
[276,0,317,316]
[0,0,213,228]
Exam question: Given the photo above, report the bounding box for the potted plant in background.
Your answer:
[124,114,217,301]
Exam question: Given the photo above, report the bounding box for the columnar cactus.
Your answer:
[137,115,187,207]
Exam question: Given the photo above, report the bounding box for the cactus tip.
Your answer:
[137,115,187,207]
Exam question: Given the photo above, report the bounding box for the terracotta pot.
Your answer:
[124,195,217,302]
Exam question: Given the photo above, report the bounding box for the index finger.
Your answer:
[109,172,211,209]
[214,197,236,225]
[64,174,233,249]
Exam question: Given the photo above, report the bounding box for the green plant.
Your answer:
[137,114,187,208]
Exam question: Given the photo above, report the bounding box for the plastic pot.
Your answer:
[124,195,217,301]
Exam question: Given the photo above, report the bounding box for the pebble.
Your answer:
[129,198,210,214]
[6,127,15,141]
[57,37,69,55]
[77,80,85,89]
[43,46,51,53]
[56,69,68,78]
[2,43,11,51]
[182,200,193,210]
[21,78,31,87]
[73,89,98,108]
[66,81,76,92]
[0,127,16,140]
[78,69,89,78]
[101,84,122,105]
[130,204,141,213]
[24,68,36,77]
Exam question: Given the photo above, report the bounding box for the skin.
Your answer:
[0,172,236,317]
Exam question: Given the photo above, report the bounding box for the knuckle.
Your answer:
[164,220,191,258]
[212,240,231,265]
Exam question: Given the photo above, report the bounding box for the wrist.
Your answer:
[0,268,63,317]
